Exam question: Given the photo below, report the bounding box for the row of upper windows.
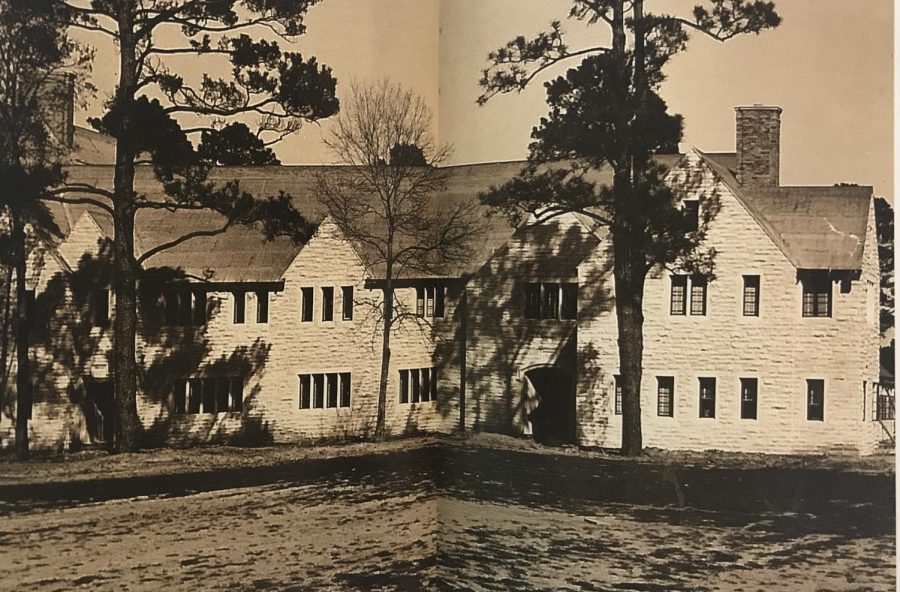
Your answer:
[668,272,836,318]
[614,376,826,421]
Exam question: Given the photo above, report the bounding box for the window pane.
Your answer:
[699,377,716,418]
[740,378,757,420]
[313,374,325,408]
[326,373,338,408]
[670,276,687,316]
[524,283,541,319]
[690,277,707,316]
[321,287,333,322]
[340,373,351,407]
[193,290,207,326]
[657,377,674,417]
[421,368,431,402]
[426,286,435,317]
[802,273,831,318]
[807,379,824,421]
[230,377,244,412]
[216,377,229,412]
[257,291,269,323]
[203,377,217,413]
[233,291,245,324]
[614,375,622,415]
[188,378,202,414]
[431,367,438,401]
[399,369,409,404]
[561,283,578,320]
[411,369,420,403]
[342,286,354,321]
[435,286,445,318]
[743,276,760,316]
[301,287,313,322]
[173,379,187,414]
[683,200,700,232]
[416,287,425,317]
[299,374,311,409]
[541,283,559,319]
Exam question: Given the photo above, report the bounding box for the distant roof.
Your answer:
[700,152,872,270]
[66,127,118,165]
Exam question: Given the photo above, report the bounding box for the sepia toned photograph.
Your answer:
[0,0,894,590]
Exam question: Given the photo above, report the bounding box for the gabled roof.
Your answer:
[699,152,872,270]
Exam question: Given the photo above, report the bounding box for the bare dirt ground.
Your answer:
[0,435,894,591]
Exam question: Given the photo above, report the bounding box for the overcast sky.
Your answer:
[75,0,893,201]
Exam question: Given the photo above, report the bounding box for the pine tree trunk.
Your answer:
[110,5,142,452]
[375,278,393,440]
[615,259,645,457]
[12,216,30,459]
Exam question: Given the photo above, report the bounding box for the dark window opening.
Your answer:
[301,287,313,322]
[524,283,541,319]
[193,290,207,326]
[399,369,409,403]
[657,376,674,417]
[173,379,187,414]
[541,283,559,319]
[699,377,716,418]
[683,199,700,232]
[690,276,707,316]
[743,275,760,316]
[421,368,431,402]
[93,288,109,327]
[416,287,425,317]
[299,374,311,409]
[342,286,354,321]
[321,287,334,322]
[411,368,421,403]
[807,379,824,421]
[670,276,687,316]
[802,272,832,318]
[434,286,445,318]
[561,283,578,320]
[256,290,269,324]
[202,377,217,413]
[188,378,202,414]
[178,289,193,326]
[340,373,351,407]
[230,378,244,411]
[233,291,245,324]
[426,286,435,317]
[326,373,339,408]
[740,378,758,420]
[614,375,622,415]
[313,374,325,408]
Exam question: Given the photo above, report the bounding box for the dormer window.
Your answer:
[801,271,831,318]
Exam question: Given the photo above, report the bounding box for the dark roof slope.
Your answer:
[701,152,872,270]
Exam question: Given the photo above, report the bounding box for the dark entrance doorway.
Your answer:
[525,366,576,445]
[84,379,115,444]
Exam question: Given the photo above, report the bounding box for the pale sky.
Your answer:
[74,0,893,201]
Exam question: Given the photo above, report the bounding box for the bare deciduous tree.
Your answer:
[317,80,484,439]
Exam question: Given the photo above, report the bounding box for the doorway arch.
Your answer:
[524,366,576,445]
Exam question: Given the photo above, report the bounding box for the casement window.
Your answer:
[614,375,622,415]
[657,377,674,417]
[801,272,831,318]
[523,282,577,320]
[165,288,206,327]
[415,284,446,318]
[399,367,438,404]
[173,376,243,414]
[683,199,700,232]
[690,277,707,316]
[233,291,246,324]
[740,378,758,420]
[300,287,313,322]
[93,288,110,327]
[256,290,269,323]
[742,275,760,316]
[699,377,716,418]
[298,372,352,410]
[670,276,687,315]
[342,286,354,321]
[321,287,334,322]
[806,379,824,421]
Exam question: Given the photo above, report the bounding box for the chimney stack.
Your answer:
[734,105,781,188]
[39,73,75,150]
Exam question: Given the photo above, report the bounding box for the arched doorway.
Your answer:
[524,366,575,445]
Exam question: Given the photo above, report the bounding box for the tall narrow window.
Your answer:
[178,288,193,326]
[425,286,435,317]
[230,377,244,411]
[321,287,334,322]
[173,379,187,414]
[524,283,541,319]
[188,378,203,414]
[434,286,445,318]
[326,373,339,408]
[743,275,760,316]
[657,376,674,417]
[683,199,700,232]
[299,374,311,409]
[202,377,217,413]
[614,375,623,415]
[300,287,313,322]
[193,290,207,326]
[233,291,246,324]
[807,379,824,421]
[411,368,421,403]
[670,276,687,316]
[256,290,269,323]
[421,368,431,402]
[541,283,559,319]
[313,374,325,408]
[699,377,716,418]
[342,286,354,321]
[340,373,351,407]
[416,287,425,317]
[399,369,409,403]
[561,283,578,320]
[802,272,831,318]
[430,367,438,401]
[94,288,110,327]
[690,276,707,316]
[740,378,758,420]
[214,377,229,412]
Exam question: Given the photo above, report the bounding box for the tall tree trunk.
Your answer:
[111,5,142,452]
[375,275,393,440]
[12,216,30,459]
[614,250,645,457]
[0,259,14,413]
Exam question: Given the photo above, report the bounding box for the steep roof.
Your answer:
[700,152,872,270]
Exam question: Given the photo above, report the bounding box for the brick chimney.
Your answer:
[38,73,75,150]
[734,105,781,188]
